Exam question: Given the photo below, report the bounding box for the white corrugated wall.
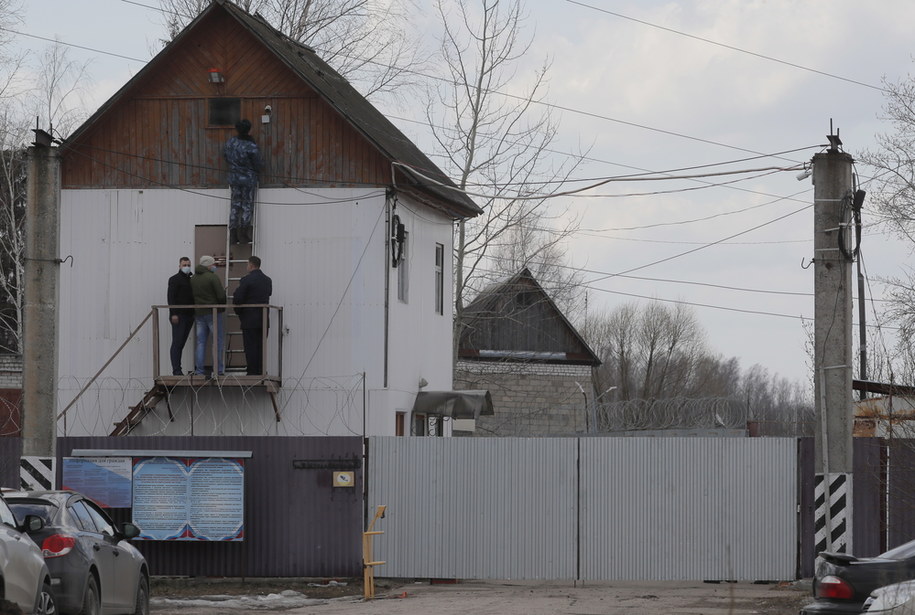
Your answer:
[368,436,796,580]
[58,188,453,437]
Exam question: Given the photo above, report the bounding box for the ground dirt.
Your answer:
[150,577,815,614]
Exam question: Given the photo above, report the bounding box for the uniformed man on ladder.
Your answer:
[224,119,262,244]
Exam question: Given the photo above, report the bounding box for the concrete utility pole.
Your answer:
[21,130,61,489]
[812,130,854,554]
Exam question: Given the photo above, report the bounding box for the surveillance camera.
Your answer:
[264,105,272,114]
[796,168,813,181]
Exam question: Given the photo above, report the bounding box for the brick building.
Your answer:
[454,269,600,436]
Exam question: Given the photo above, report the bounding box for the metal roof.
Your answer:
[460,268,601,365]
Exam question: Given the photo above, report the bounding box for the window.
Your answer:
[0,499,15,527]
[395,412,405,436]
[434,243,444,315]
[209,98,240,126]
[82,500,116,537]
[69,501,97,532]
[397,231,409,303]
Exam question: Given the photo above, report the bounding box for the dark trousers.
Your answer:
[169,314,194,374]
[242,327,264,375]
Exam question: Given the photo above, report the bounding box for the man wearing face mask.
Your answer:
[191,255,227,377]
[167,256,195,376]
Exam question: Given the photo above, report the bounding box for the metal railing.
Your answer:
[152,304,284,379]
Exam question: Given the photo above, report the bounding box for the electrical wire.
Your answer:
[0,26,147,62]
[5,10,818,164]
[564,0,885,92]
[584,203,812,283]
[393,160,803,202]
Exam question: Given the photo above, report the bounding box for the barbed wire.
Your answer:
[51,374,367,437]
[595,396,815,437]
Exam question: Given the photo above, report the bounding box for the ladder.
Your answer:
[225,212,256,373]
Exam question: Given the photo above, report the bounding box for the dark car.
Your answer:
[801,540,915,614]
[6,490,148,615]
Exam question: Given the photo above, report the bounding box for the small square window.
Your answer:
[209,98,240,126]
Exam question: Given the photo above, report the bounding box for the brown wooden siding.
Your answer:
[61,9,391,189]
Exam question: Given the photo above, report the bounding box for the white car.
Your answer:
[864,580,915,614]
[0,494,55,614]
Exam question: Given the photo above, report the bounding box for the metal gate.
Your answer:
[368,436,797,580]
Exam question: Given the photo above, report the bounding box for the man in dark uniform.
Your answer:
[224,119,262,244]
[167,256,194,375]
[233,256,273,376]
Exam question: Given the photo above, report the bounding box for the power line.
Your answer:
[565,0,885,92]
[584,203,813,283]
[7,10,810,163]
[0,26,146,62]
[393,160,802,202]
[580,189,811,231]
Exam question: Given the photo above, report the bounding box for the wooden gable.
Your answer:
[61,7,390,189]
[459,269,600,365]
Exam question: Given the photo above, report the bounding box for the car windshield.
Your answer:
[7,501,56,525]
[881,539,915,560]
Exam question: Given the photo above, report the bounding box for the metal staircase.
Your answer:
[110,384,173,436]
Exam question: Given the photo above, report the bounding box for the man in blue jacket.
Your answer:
[233,256,273,376]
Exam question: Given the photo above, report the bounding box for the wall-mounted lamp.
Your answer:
[208,68,225,84]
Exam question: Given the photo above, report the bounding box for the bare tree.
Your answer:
[0,110,27,354]
[159,0,424,99]
[425,0,587,362]
[857,75,915,385]
[582,300,813,434]
[0,39,90,353]
[31,40,92,139]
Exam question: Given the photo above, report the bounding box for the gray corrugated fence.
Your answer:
[368,437,578,579]
[369,436,797,580]
[580,437,795,580]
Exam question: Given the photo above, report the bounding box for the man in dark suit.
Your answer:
[167,256,194,375]
[233,256,273,376]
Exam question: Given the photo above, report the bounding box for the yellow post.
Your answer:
[363,505,387,599]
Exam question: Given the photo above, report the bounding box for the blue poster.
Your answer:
[62,457,132,508]
[132,457,244,541]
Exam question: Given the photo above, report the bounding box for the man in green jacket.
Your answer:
[191,255,227,376]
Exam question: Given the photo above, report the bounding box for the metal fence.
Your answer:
[368,436,797,581]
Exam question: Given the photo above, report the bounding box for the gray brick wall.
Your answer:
[455,361,594,437]
[0,355,22,389]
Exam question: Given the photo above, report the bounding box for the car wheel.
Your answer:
[77,575,100,615]
[134,576,149,615]
[35,582,56,615]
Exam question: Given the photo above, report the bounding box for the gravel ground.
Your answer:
[150,577,814,614]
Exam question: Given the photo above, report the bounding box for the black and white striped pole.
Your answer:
[810,128,855,553]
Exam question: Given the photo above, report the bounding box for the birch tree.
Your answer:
[0,38,89,353]
[425,0,586,361]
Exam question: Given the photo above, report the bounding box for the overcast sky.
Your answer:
[9,0,915,389]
